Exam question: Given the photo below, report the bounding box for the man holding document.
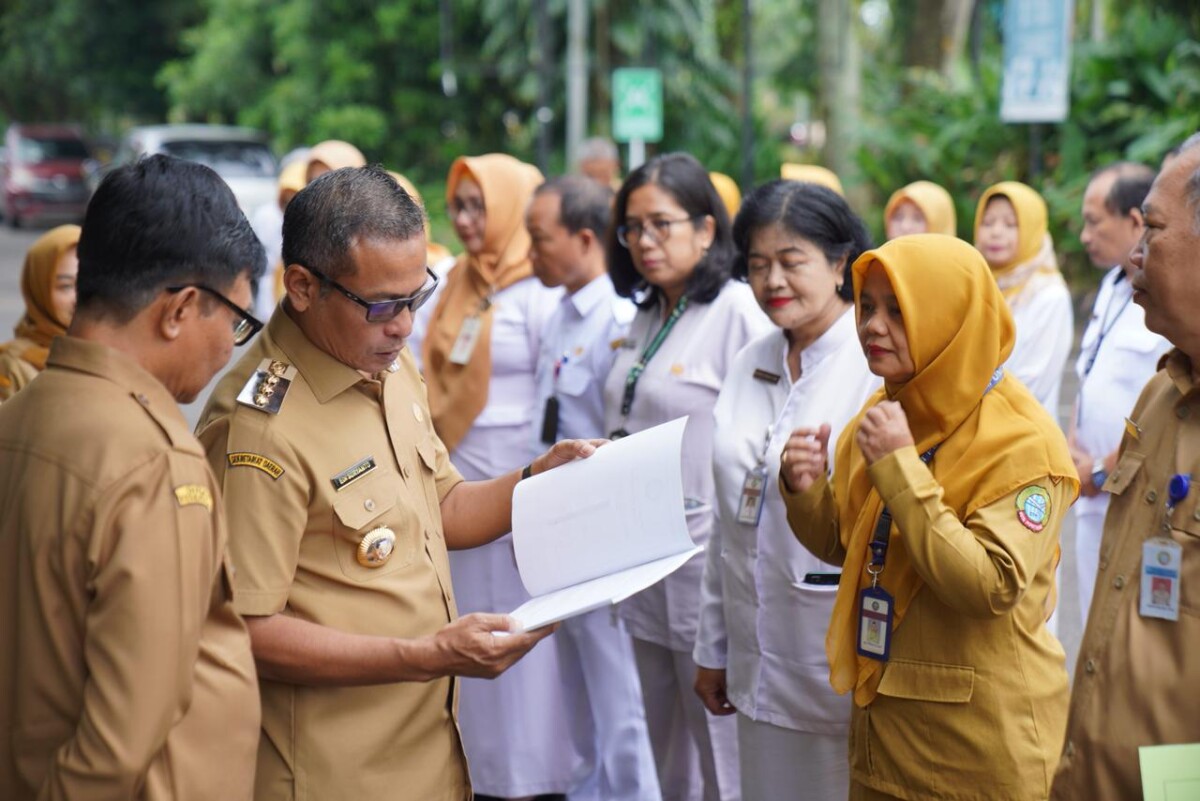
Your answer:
[196,165,597,801]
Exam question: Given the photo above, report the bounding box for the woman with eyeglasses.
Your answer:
[422,153,584,800]
[693,181,880,800]
[603,152,772,801]
[0,225,80,400]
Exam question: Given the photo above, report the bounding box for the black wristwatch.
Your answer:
[1091,458,1109,489]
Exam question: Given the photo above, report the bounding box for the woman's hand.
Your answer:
[780,424,831,493]
[529,439,607,475]
[856,401,915,464]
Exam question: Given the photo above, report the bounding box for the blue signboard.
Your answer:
[1001,0,1075,123]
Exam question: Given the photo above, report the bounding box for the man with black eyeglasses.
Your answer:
[196,165,598,801]
[0,154,265,800]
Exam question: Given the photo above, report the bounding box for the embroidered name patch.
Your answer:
[174,484,213,511]
[331,456,377,491]
[1015,485,1051,532]
[227,452,285,480]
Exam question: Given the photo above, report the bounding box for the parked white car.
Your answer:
[105,124,277,214]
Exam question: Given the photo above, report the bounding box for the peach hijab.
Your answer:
[422,154,544,450]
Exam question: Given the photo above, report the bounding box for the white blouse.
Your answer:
[602,281,773,651]
[694,310,880,733]
[1005,274,1073,416]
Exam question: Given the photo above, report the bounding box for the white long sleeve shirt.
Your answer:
[694,310,880,733]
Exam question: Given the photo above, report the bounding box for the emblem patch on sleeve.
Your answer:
[227,452,286,480]
[174,484,214,511]
[1015,485,1051,532]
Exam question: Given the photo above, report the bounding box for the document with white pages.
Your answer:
[508,417,702,630]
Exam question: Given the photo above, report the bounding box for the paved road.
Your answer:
[0,222,1087,676]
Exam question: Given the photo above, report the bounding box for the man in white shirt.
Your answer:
[526,176,660,801]
[1069,162,1170,620]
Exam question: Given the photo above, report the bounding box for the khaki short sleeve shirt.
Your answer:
[197,308,469,801]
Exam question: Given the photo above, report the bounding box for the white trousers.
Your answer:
[1075,507,1106,624]
[632,638,740,801]
[561,610,662,801]
[735,714,848,801]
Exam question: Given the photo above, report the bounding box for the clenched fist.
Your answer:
[855,401,914,464]
[780,424,831,493]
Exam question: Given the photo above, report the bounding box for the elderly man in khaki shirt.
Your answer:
[1051,136,1200,798]
[197,165,595,801]
[0,156,266,800]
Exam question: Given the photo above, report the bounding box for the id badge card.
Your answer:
[1140,537,1182,621]
[857,586,894,661]
[449,315,483,365]
[736,464,769,525]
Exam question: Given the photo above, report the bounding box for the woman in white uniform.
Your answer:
[604,152,773,801]
[422,153,583,800]
[693,181,880,800]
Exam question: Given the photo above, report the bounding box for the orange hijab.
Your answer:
[826,234,1077,706]
[973,181,1061,306]
[388,170,454,267]
[423,154,544,450]
[884,180,957,236]
[5,224,80,369]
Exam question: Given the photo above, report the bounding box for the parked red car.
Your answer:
[1,124,93,228]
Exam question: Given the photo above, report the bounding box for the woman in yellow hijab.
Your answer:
[781,163,844,195]
[0,224,80,400]
[883,180,957,239]
[780,234,1077,800]
[305,139,366,183]
[974,181,1073,413]
[422,153,582,799]
[708,171,742,219]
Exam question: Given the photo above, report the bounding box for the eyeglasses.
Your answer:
[616,216,699,248]
[167,285,264,346]
[305,266,440,323]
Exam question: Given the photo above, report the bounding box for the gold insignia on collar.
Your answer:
[236,359,297,414]
[174,484,213,511]
[227,452,286,480]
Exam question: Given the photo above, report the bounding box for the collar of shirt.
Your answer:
[271,305,368,404]
[563,272,613,319]
[775,306,857,378]
[1165,349,1199,398]
[46,336,200,453]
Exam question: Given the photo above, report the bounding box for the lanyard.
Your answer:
[866,367,1005,585]
[618,296,689,418]
[1081,274,1133,380]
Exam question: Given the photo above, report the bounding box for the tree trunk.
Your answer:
[817,0,861,189]
[901,0,976,77]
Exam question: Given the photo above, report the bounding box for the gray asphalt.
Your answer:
[0,222,1086,677]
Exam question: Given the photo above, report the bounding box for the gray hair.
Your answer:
[578,137,619,163]
[1177,132,1200,231]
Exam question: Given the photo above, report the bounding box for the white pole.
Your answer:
[566,0,589,169]
[629,138,646,170]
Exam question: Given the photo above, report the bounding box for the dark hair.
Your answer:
[76,154,265,320]
[607,152,734,308]
[534,175,613,238]
[1089,162,1156,217]
[731,180,872,302]
[282,164,426,280]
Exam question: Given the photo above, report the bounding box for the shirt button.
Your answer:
[402,465,411,479]
[1177,405,1191,420]
[1146,490,1158,504]
[1113,575,1125,589]
[364,499,376,512]
[1098,559,1108,572]
[1065,741,1075,758]
[136,393,150,406]
[1084,658,1097,675]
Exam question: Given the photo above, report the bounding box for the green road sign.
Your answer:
[613,68,663,143]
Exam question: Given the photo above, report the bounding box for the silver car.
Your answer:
[106,124,278,214]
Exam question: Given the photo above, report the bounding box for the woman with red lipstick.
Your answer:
[780,235,1077,801]
[693,181,879,800]
[604,153,773,801]
[973,181,1073,415]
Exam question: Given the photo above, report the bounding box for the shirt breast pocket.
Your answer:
[331,468,417,582]
[1102,451,1145,496]
[556,364,592,398]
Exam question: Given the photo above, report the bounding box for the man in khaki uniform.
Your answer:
[0,155,266,800]
[1052,136,1200,798]
[197,166,591,801]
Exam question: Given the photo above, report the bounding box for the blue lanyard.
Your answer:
[866,368,1004,584]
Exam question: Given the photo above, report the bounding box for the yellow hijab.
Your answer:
[387,170,454,267]
[423,154,544,450]
[5,224,80,369]
[884,180,957,236]
[973,181,1061,304]
[780,163,844,196]
[306,140,366,178]
[708,172,742,219]
[827,234,1077,707]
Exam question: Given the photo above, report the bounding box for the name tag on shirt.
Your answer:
[737,465,768,525]
[1140,538,1182,621]
[449,315,483,365]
